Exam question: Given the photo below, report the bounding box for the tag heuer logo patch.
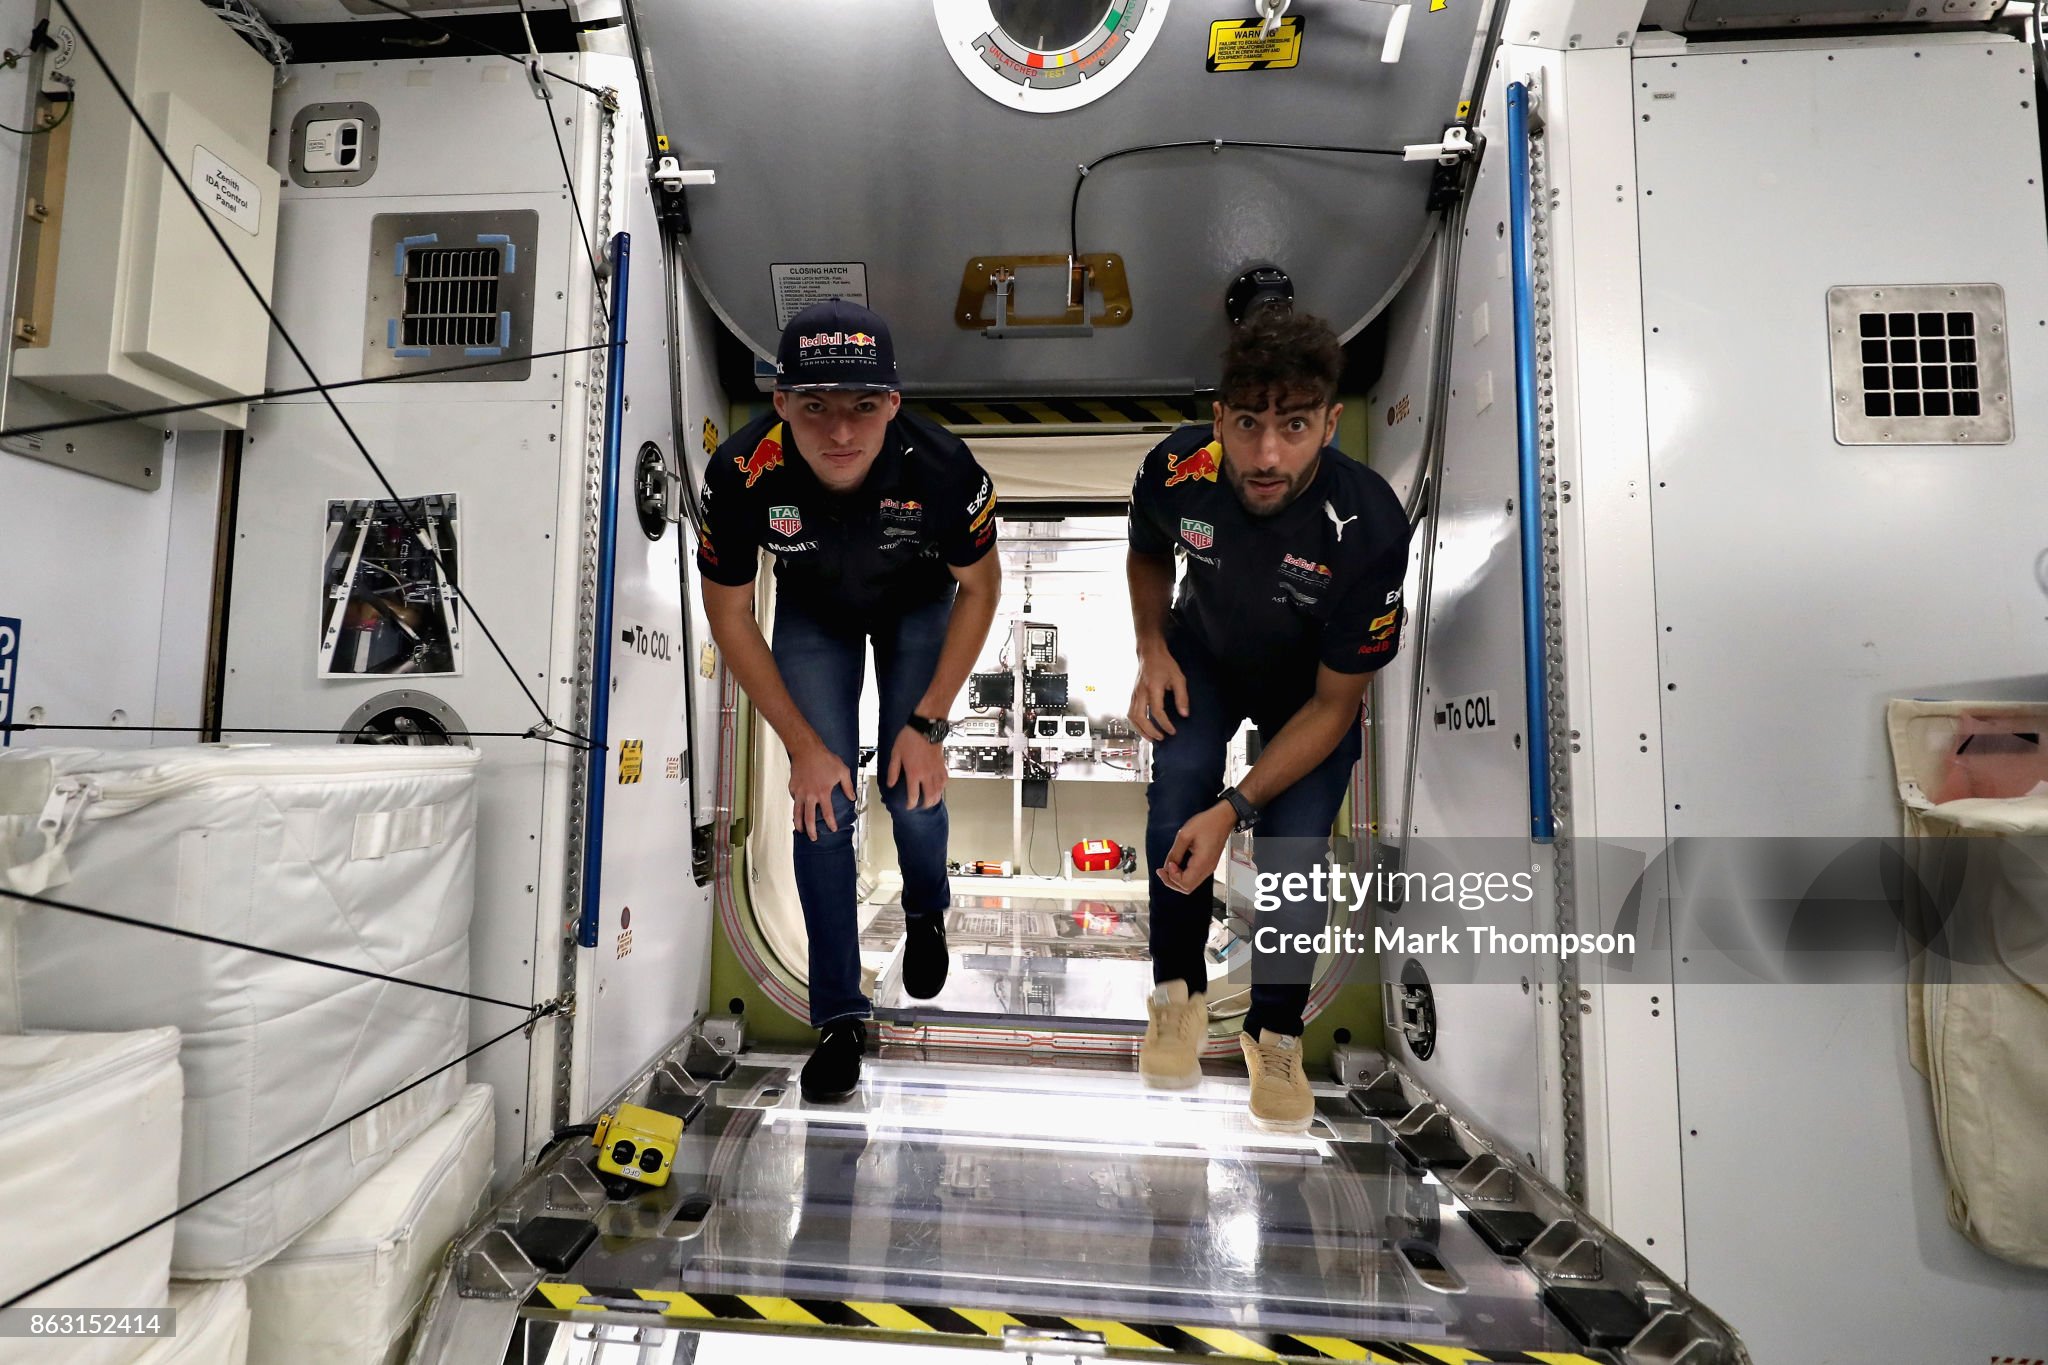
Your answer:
[768,505,803,536]
[1180,518,1214,551]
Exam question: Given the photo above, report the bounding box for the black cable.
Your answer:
[1,885,539,1012]
[343,0,614,102]
[0,721,598,750]
[536,1120,600,1164]
[1069,138,1410,262]
[0,342,614,443]
[50,0,589,748]
[0,1007,550,1313]
[516,0,610,330]
[0,90,67,136]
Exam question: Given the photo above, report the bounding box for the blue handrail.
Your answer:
[579,232,631,948]
[1506,84,1555,844]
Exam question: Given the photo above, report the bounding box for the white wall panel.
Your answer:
[1637,34,2048,1361]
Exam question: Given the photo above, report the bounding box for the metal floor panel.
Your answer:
[505,1055,1594,1361]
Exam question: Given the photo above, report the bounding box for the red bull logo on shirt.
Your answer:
[1164,441,1223,487]
[736,423,785,489]
[1282,554,1332,577]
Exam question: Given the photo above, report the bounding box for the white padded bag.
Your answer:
[0,745,480,1276]
[133,1279,251,1365]
[0,1028,183,1365]
[1888,701,2048,1268]
[246,1084,493,1365]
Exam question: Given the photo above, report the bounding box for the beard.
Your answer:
[1223,457,1315,517]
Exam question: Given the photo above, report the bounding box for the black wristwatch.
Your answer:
[1219,785,1260,832]
[907,713,951,743]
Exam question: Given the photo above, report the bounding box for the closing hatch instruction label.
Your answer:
[193,145,259,236]
[771,263,868,329]
[1207,16,1303,71]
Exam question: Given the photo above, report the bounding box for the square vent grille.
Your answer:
[402,248,503,348]
[1828,285,2012,444]
[363,210,539,383]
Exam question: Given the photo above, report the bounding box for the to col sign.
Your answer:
[0,616,18,748]
[1433,690,1497,734]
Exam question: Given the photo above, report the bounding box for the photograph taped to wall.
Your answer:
[318,495,463,678]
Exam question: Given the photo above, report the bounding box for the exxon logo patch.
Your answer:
[768,505,803,536]
[1180,518,1214,551]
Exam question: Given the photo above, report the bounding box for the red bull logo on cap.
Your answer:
[736,423,786,489]
[1164,440,1223,487]
[798,331,878,352]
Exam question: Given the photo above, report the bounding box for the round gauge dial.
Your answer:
[935,0,1169,114]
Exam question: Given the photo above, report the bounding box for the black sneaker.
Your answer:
[800,1018,866,1104]
[902,916,950,1001]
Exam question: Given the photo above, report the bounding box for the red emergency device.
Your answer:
[1069,839,1123,872]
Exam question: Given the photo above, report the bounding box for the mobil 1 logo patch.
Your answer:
[1434,690,1498,735]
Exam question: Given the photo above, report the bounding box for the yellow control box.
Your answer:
[591,1104,683,1188]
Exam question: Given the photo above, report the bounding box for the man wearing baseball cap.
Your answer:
[696,300,1001,1103]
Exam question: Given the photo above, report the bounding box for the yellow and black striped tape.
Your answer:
[523,1283,1601,1364]
[913,397,1196,428]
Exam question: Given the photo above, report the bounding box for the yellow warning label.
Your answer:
[701,417,721,455]
[1206,16,1304,72]
[619,739,644,784]
[521,1283,1608,1364]
[1456,99,1471,118]
[1430,0,1448,10]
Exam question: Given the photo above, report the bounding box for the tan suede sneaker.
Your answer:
[1139,980,1207,1089]
[1239,1029,1314,1132]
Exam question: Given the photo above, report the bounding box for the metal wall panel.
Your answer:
[1529,44,1685,1274]
[1378,48,1550,1166]
[633,0,1484,392]
[0,0,225,748]
[578,86,713,1108]
[228,55,702,1186]
[1636,34,2048,1360]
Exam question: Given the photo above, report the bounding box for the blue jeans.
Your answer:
[773,591,955,1026]
[1147,627,1360,1038]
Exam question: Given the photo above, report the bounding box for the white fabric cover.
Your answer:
[134,1279,251,1365]
[1887,700,2048,1268]
[0,1028,183,1365]
[0,745,480,1276]
[246,1084,493,1365]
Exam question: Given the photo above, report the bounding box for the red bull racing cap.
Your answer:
[775,299,900,392]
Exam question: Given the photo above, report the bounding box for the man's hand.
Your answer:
[886,726,948,810]
[1129,642,1190,741]
[789,741,857,841]
[1159,802,1235,894]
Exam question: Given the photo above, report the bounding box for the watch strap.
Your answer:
[1220,785,1260,832]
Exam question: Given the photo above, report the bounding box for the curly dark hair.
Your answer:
[1219,308,1342,412]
